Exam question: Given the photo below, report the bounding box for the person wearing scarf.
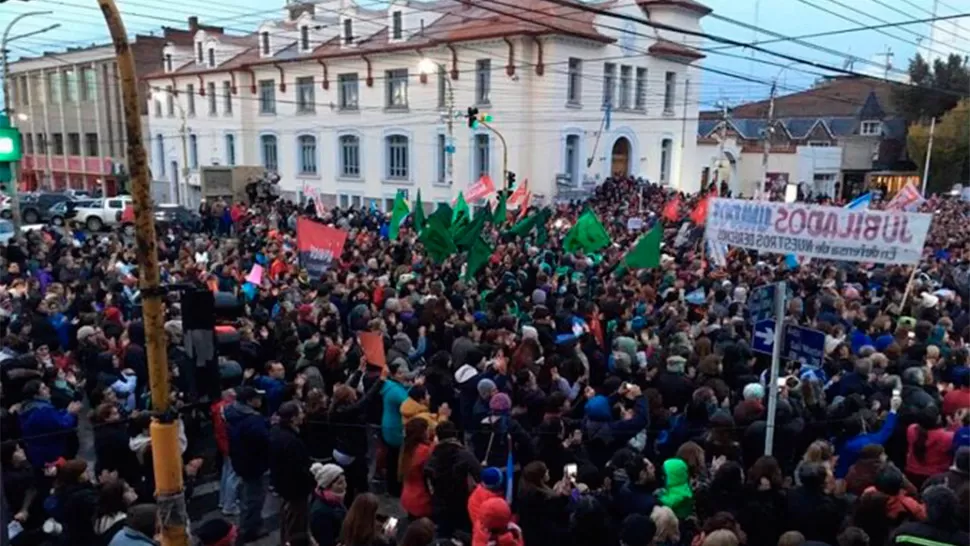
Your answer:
[309,463,348,546]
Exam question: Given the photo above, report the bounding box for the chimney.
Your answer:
[287,2,314,21]
[188,16,199,31]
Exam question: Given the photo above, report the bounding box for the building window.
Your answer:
[436,64,446,108]
[207,82,217,114]
[67,133,81,155]
[808,141,832,147]
[603,63,615,108]
[300,26,310,51]
[635,68,646,110]
[261,134,278,171]
[47,72,60,104]
[386,69,408,109]
[392,11,403,40]
[860,120,882,136]
[663,71,676,113]
[567,58,582,105]
[436,134,446,183]
[261,32,270,55]
[196,42,204,63]
[189,134,198,169]
[660,138,673,184]
[85,133,98,156]
[63,70,77,103]
[222,81,232,114]
[338,73,359,110]
[156,136,165,175]
[565,134,579,185]
[165,54,173,72]
[36,134,47,154]
[474,133,489,177]
[19,77,29,106]
[224,134,236,165]
[208,48,216,68]
[23,133,33,154]
[343,19,353,44]
[81,67,96,101]
[297,135,318,175]
[154,97,162,118]
[186,84,196,115]
[475,59,491,105]
[339,134,360,177]
[259,80,276,114]
[53,133,64,155]
[619,65,631,109]
[296,76,315,113]
[166,85,174,116]
[386,135,409,179]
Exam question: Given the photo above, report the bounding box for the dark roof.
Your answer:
[636,0,712,16]
[723,76,903,119]
[648,39,705,61]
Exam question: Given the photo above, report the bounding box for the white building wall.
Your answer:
[696,141,843,198]
[146,8,706,206]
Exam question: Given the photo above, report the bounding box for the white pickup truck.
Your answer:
[74,196,133,231]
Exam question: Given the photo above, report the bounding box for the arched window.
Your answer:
[188,134,198,169]
[298,135,317,174]
[155,135,165,176]
[261,134,278,171]
[564,134,579,185]
[225,134,235,166]
[385,134,408,179]
[339,134,360,178]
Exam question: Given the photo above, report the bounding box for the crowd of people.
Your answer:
[0,177,969,546]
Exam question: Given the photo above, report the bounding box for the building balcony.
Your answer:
[21,154,116,175]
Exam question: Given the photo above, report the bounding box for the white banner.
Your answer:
[703,198,933,265]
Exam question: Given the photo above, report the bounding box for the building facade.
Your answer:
[145,0,710,209]
[5,18,214,193]
[696,76,910,199]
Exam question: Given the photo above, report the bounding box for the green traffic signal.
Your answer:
[0,115,22,163]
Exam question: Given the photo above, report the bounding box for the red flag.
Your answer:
[359,331,386,369]
[690,195,710,225]
[662,196,681,222]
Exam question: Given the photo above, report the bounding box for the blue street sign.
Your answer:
[751,320,827,369]
[748,283,776,324]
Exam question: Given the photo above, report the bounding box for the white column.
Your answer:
[41,71,52,188]
[76,64,87,190]
[56,68,68,189]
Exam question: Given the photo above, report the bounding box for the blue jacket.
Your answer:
[108,527,159,546]
[380,379,409,447]
[18,397,77,467]
[225,401,271,479]
[834,410,897,478]
[252,376,286,415]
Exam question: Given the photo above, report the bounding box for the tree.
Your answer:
[893,53,970,123]
[907,99,970,194]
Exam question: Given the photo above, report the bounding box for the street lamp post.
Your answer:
[2,11,60,229]
[418,58,454,188]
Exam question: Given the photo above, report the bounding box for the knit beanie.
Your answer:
[742,383,765,401]
[310,462,344,489]
[489,392,512,412]
[477,378,497,399]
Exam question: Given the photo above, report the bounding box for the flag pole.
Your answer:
[921,116,935,195]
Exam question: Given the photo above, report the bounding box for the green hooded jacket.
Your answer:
[658,458,694,519]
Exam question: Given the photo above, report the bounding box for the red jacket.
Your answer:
[468,484,502,546]
[906,423,955,478]
[211,399,230,456]
[943,388,970,418]
[400,443,432,518]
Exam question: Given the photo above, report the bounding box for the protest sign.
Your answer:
[296,218,348,278]
[703,198,932,265]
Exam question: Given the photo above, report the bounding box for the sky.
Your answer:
[1,0,961,109]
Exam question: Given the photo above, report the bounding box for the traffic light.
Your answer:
[0,114,23,192]
[466,107,493,129]
[506,171,516,190]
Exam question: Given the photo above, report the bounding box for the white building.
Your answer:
[145,0,710,209]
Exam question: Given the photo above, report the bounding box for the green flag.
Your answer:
[413,189,426,233]
[429,203,453,231]
[505,207,551,238]
[451,192,471,236]
[563,209,611,254]
[454,207,488,250]
[388,190,410,241]
[420,213,457,263]
[464,236,493,280]
[622,221,662,269]
[492,192,507,225]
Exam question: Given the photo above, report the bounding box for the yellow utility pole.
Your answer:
[96,2,188,545]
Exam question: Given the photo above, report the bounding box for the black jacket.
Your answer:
[892,522,969,546]
[225,402,270,479]
[656,371,694,411]
[57,482,98,546]
[309,491,347,546]
[516,488,571,546]
[784,486,849,545]
[94,422,141,488]
[269,424,314,501]
[329,379,383,458]
[425,439,482,518]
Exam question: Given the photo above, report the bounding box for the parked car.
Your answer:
[1,192,75,224]
[48,199,81,226]
[153,204,203,232]
[74,195,133,231]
